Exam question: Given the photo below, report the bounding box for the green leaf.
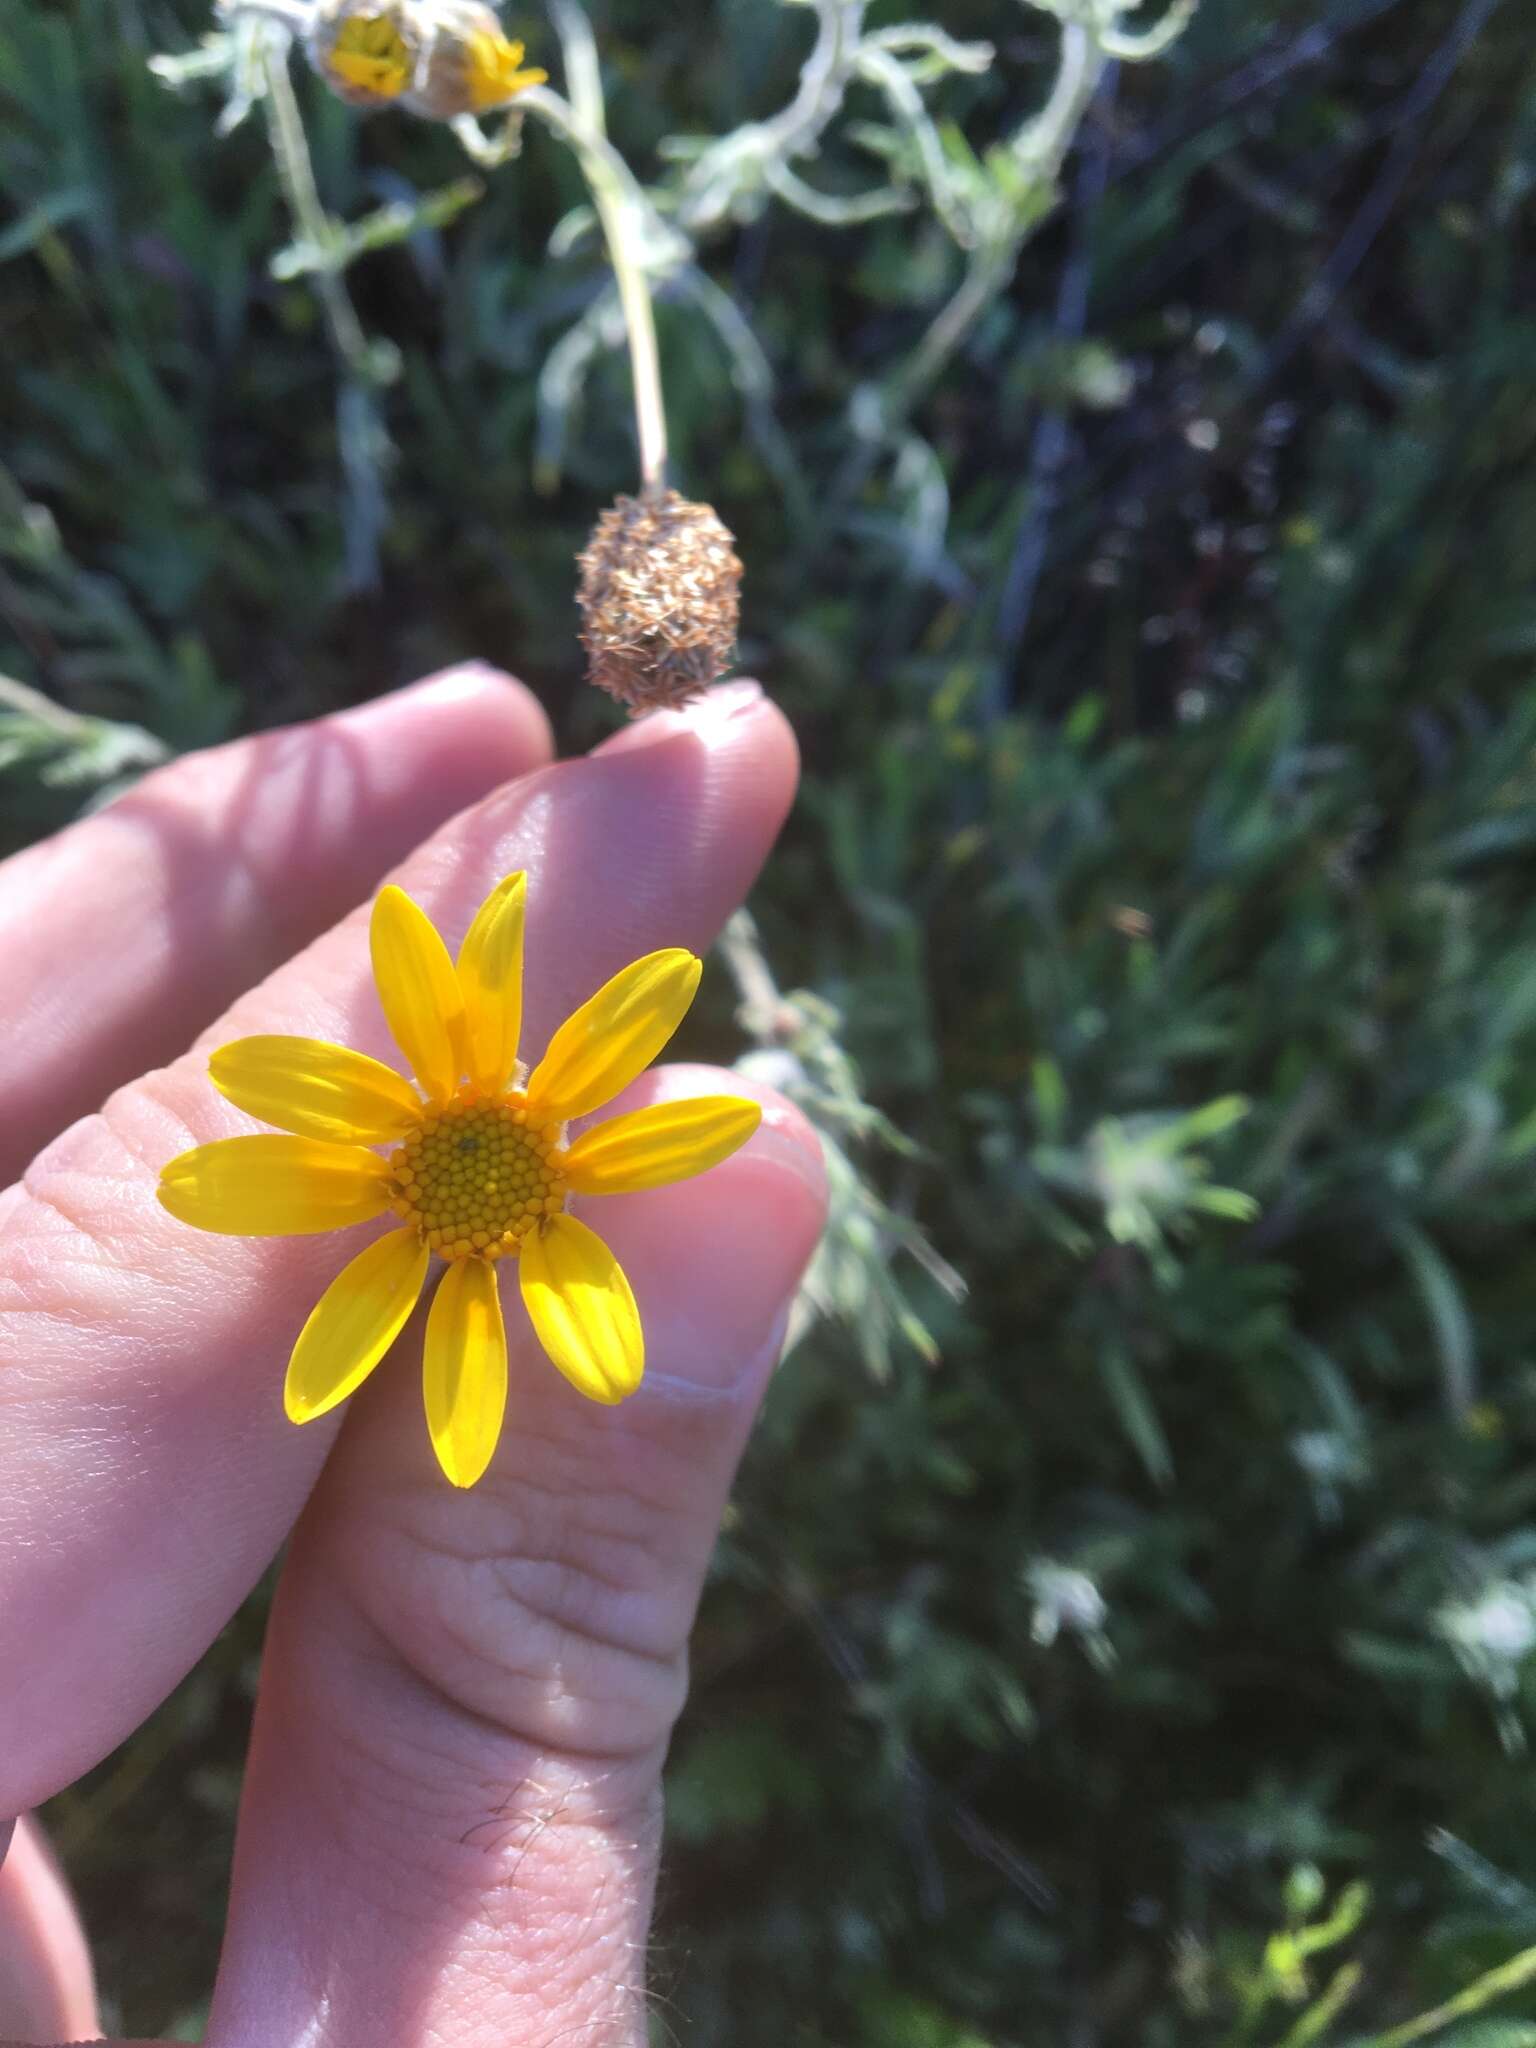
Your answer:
[1387,1219,1477,1418]
[0,187,93,262]
[1098,1342,1174,1489]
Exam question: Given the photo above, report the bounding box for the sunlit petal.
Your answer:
[210,1035,421,1145]
[562,1095,762,1195]
[424,1258,508,1488]
[525,950,701,1122]
[456,871,526,1096]
[370,885,467,1105]
[519,1213,643,1404]
[157,1136,392,1236]
[284,1227,429,1423]
[465,33,547,110]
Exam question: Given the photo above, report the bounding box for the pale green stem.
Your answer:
[1345,1940,1536,2048]
[674,0,867,240]
[0,672,169,764]
[259,40,372,377]
[1012,22,1103,183]
[0,672,86,734]
[719,908,793,1041]
[877,18,1105,432]
[528,1,668,490]
[889,241,1015,415]
[755,0,866,160]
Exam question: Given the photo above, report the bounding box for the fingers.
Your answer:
[0,665,553,1184]
[206,1066,826,2048]
[0,1817,98,2044]
[0,681,797,1819]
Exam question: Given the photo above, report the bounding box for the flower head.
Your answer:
[576,490,743,714]
[308,0,547,118]
[159,874,760,1486]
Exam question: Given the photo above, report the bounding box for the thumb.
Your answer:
[204,1067,825,2048]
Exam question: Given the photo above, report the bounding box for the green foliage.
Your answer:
[8,0,1536,2042]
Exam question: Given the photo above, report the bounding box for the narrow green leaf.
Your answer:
[1098,1343,1174,1489]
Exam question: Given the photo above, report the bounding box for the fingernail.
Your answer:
[600,1064,828,1214]
[595,678,766,756]
[645,1297,797,1409]
[741,1111,829,1209]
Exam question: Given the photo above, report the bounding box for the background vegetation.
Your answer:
[6,0,1536,2041]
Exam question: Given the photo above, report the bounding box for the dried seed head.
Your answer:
[306,0,545,118]
[576,490,743,715]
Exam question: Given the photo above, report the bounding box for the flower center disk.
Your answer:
[389,1094,565,1261]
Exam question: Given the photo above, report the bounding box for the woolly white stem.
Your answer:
[535,2,669,490]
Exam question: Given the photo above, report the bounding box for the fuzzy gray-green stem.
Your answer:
[526,1,669,490]
[259,39,373,377]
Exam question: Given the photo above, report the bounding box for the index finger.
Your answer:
[0,681,794,1817]
[0,664,552,1184]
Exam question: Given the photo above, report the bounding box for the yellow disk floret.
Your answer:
[388,1092,565,1262]
[325,11,414,101]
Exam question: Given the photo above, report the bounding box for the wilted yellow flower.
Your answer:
[323,10,413,102]
[159,873,760,1487]
[308,0,547,118]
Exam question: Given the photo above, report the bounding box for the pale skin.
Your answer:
[0,667,827,2048]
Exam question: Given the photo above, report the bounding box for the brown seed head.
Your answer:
[576,490,743,715]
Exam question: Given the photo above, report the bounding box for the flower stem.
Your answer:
[531,2,668,491]
[1344,1939,1536,2048]
[259,36,373,377]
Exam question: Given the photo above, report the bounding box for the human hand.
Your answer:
[0,667,826,2047]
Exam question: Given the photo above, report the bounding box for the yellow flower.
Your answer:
[325,10,414,103]
[308,1,547,118]
[450,27,547,113]
[159,874,760,1487]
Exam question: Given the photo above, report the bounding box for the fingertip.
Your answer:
[321,666,555,853]
[589,680,799,864]
[337,662,554,770]
[576,1066,828,1394]
[410,681,800,1045]
[592,1060,827,1207]
[592,677,770,755]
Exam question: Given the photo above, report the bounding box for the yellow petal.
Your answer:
[526,950,702,1123]
[424,1258,508,1488]
[519,1213,643,1404]
[370,885,467,1105]
[456,871,526,1096]
[562,1095,762,1195]
[328,15,411,98]
[285,1226,429,1423]
[210,1035,422,1144]
[158,1136,392,1236]
[466,34,547,109]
